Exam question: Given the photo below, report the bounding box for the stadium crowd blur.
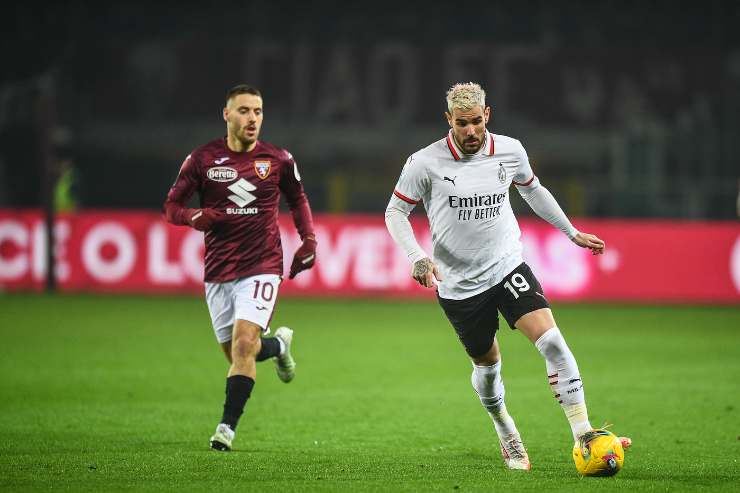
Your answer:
[2,1,739,219]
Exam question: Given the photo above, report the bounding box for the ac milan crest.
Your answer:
[254,160,272,179]
[498,164,507,184]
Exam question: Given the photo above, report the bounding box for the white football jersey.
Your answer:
[389,130,536,300]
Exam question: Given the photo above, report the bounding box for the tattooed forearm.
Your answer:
[412,258,434,279]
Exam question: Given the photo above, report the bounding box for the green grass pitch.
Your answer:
[1,294,738,492]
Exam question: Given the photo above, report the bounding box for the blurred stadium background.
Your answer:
[1,1,739,491]
[2,1,739,300]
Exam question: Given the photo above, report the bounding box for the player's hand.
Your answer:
[412,257,443,288]
[187,208,226,232]
[572,232,605,255]
[289,235,317,279]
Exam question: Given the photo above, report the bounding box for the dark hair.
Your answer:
[226,84,261,103]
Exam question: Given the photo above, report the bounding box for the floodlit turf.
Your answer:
[0,294,738,492]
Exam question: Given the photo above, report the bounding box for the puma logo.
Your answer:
[443,176,457,186]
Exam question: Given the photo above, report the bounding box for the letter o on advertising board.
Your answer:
[82,222,136,282]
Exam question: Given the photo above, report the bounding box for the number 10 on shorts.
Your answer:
[253,279,275,302]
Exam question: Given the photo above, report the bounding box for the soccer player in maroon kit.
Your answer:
[164,84,317,451]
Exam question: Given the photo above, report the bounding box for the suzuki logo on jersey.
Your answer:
[226,178,259,214]
[207,167,238,182]
[254,160,272,179]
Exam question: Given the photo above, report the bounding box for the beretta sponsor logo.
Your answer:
[207,167,238,182]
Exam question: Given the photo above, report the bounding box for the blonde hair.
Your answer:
[446,82,486,113]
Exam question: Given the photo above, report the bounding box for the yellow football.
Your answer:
[572,429,624,476]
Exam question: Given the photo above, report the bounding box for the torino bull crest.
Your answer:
[254,160,272,179]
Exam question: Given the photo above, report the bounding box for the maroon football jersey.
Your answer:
[164,138,314,283]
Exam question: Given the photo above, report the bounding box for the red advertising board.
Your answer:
[1,210,738,303]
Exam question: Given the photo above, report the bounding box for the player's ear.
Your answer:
[484,106,491,124]
[222,107,229,122]
[445,111,453,128]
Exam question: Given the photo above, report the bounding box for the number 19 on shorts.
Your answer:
[504,273,530,299]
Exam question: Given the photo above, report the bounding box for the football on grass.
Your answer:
[572,429,624,476]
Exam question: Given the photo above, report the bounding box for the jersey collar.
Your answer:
[446,130,494,161]
[223,136,261,156]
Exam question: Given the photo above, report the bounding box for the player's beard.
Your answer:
[238,132,256,147]
[232,124,259,149]
[460,134,483,154]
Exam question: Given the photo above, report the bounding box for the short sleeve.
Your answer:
[512,140,536,187]
[392,155,429,206]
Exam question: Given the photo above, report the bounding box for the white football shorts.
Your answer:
[204,274,282,343]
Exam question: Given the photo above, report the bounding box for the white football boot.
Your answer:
[209,423,234,451]
[274,327,296,383]
[499,432,531,470]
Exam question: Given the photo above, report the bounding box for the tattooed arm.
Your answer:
[411,257,442,288]
[385,204,442,288]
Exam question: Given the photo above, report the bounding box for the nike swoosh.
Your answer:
[301,254,315,265]
[535,292,546,298]
[215,157,229,164]
[256,306,268,311]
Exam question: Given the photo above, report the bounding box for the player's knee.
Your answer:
[472,340,501,365]
[534,327,567,359]
[472,353,500,366]
[232,331,261,357]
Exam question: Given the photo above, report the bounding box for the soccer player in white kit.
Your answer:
[385,82,630,470]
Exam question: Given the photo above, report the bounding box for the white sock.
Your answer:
[471,361,519,438]
[534,327,592,439]
[564,403,591,439]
